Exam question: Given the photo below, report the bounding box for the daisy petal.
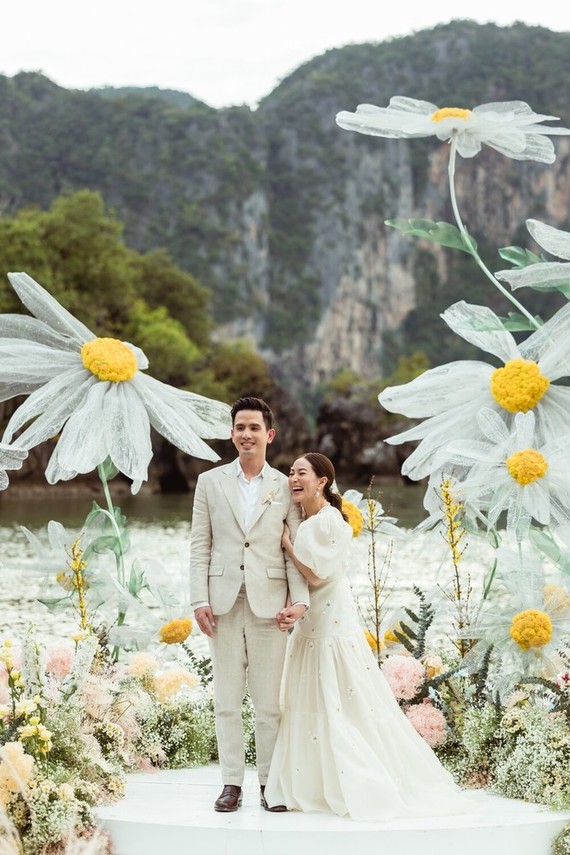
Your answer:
[103,383,152,485]
[527,219,570,260]
[134,375,230,458]
[441,302,520,362]
[46,384,109,480]
[496,261,570,292]
[380,361,491,418]
[4,371,95,446]
[8,272,95,344]
[0,315,80,350]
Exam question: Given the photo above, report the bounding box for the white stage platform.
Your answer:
[97,764,570,855]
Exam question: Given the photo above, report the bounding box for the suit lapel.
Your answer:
[219,464,246,533]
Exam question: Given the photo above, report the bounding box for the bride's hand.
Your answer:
[281,523,292,553]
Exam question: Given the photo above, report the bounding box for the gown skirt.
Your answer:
[265,506,480,821]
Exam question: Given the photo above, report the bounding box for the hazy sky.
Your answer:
[3,1,570,108]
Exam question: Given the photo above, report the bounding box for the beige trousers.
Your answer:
[208,586,288,786]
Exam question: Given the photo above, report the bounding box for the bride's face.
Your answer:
[288,457,326,504]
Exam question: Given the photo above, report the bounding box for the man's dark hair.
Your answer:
[230,397,274,430]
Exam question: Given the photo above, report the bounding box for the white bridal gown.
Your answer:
[265,505,477,821]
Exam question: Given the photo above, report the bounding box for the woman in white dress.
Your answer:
[265,452,477,820]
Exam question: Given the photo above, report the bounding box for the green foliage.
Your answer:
[385,218,477,253]
[123,300,201,386]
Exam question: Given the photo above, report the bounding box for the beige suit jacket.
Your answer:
[190,461,308,618]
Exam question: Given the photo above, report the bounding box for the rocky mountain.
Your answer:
[1,20,569,410]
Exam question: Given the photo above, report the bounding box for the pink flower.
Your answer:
[404,699,447,748]
[381,654,425,701]
[46,645,74,679]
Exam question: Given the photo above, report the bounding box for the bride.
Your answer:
[264,452,479,820]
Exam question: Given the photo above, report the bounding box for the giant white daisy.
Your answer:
[0,273,231,492]
[335,97,570,162]
[496,218,570,293]
[0,442,27,490]
[435,408,570,541]
[379,300,570,480]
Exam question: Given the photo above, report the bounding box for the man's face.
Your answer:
[231,409,275,459]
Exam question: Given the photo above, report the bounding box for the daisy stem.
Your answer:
[97,463,126,590]
[447,139,540,330]
[97,464,127,660]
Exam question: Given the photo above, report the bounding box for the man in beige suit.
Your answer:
[190,397,309,813]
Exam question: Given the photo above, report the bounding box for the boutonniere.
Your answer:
[263,489,281,505]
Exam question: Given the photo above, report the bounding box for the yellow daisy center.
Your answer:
[341,498,364,537]
[509,609,553,650]
[490,358,550,413]
[505,448,548,485]
[159,617,192,645]
[431,107,472,122]
[81,338,137,382]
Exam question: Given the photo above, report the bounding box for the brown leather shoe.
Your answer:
[214,785,242,812]
[260,785,288,812]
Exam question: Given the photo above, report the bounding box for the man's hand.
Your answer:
[275,602,307,632]
[194,605,216,638]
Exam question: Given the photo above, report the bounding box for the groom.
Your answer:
[190,396,309,812]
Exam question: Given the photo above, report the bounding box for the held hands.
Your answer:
[194,605,216,638]
[275,602,306,632]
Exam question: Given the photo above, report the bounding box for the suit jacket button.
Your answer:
[244,541,250,547]
[240,564,244,571]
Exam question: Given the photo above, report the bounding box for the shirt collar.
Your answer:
[236,459,267,482]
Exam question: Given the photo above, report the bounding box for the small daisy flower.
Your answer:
[336,97,570,163]
[434,408,570,541]
[0,442,27,490]
[496,218,570,293]
[0,272,231,492]
[465,547,570,695]
[342,489,406,539]
[379,300,570,480]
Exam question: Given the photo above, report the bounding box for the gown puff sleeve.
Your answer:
[293,506,353,579]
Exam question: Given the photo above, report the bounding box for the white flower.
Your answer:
[0,272,231,492]
[496,218,570,292]
[0,442,27,490]
[342,489,405,539]
[262,489,281,505]
[336,97,570,163]
[379,300,570,480]
[465,546,570,696]
[435,408,570,541]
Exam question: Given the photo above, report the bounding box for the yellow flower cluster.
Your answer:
[506,448,548,485]
[0,742,35,807]
[153,668,200,702]
[341,498,364,537]
[127,651,159,677]
[383,622,408,645]
[159,617,193,644]
[364,629,382,651]
[509,609,553,650]
[81,337,138,382]
[490,358,550,413]
[544,584,570,615]
[18,717,53,754]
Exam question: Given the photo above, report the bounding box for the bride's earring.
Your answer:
[315,489,321,497]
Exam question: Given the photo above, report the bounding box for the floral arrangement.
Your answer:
[337,95,570,826]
